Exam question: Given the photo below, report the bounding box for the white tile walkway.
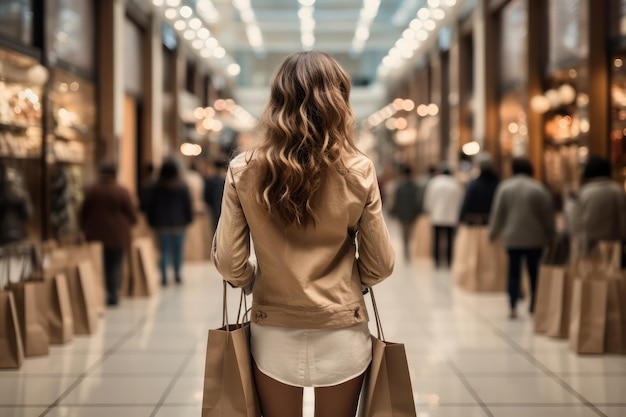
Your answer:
[1,220,625,416]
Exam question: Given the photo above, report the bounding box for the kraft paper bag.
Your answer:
[605,278,626,354]
[10,281,49,357]
[359,289,417,417]
[474,228,507,292]
[569,278,608,354]
[0,290,24,368]
[452,225,474,289]
[202,284,260,417]
[130,238,160,297]
[534,265,557,334]
[360,336,417,417]
[412,215,431,259]
[546,268,573,339]
[45,272,74,344]
[65,262,99,335]
[87,242,105,316]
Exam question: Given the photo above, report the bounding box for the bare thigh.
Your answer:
[254,362,303,417]
[314,373,365,417]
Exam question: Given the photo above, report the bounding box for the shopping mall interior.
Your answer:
[1,0,626,416]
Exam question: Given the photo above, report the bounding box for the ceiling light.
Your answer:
[410,19,422,30]
[197,28,210,39]
[417,8,430,19]
[444,0,457,5]
[200,48,212,58]
[428,0,441,7]
[192,39,204,49]
[174,19,186,31]
[213,46,226,58]
[356,27,370,41]
[302,33,315,45]
[298,0,315,6]
[403,29,415,39]
[298,6,314,19]
[184,30,196,40]
[164,8,177,19]
[180,5,192,18]
[165,0,180,6]
[416,30,428,40]
[227,63,241,76]
[432,9,445,20]
[206,38,218,49]
[189,18,202,30]
[424,19,436,30]
[301,19,315,31]
[153,0,164,6]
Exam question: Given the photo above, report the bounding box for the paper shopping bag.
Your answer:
[87,242,105,315]
[0,290,24,368]
[202,283,260,417]
[9,280,49,356]
[452,225,475,289]
[130,237,160,297]
[546,268,573,339]
[44,272,74,344]
[605,278,626,354]
[359,288,417,417]
[534,265,558,334]
[569,278,608,354]
[360,336,417,417]
[65,262,99,335]
[475,228,507,292]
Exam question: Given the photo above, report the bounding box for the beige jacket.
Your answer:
[212,152,395,329]
[574,178,626,243]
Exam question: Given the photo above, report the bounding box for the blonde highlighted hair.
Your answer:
[251,51,359,227]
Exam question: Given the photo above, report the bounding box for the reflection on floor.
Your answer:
[1,221,625,417]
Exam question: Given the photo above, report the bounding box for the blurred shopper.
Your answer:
[574,156,626,249]
[391,165,422,262]
[138,162,155,215]
[146,158,193,286]
[212,52,394,417]
[0,163,32,245]
[80,162,137,306]
[203,159,227,231]
[424,166,463,268]
[489,158,555,319]
[459,153,499,225]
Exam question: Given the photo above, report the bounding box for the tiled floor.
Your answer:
[2,222,625,417]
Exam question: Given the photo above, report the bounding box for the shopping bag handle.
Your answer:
[368,287,386,342]
[221,281,250,330]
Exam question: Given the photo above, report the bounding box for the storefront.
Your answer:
[609,0,626,186]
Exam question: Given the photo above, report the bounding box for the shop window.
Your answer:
[47,0,95,73]
[47,68,96,237]
[548,0,588,72]
[0,0,33,45]
[610,55,626,185]
[609,0,626,38]
[0,47,44,240]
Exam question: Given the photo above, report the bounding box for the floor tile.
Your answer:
[533,353,626,375]
[410,376,478,405]
[92,353,187,376]
[0,407,49,417]
[560,375,626,404]
[162,376,203,405]
[154,405,200,417]
[465,376,582,404]
[598,406,626,417]
[447,352,541,375]
[413,406,488,417]
[489,406,601,417]
[45,406,155,417]
[117,334,199,352]
[60,376,171,405]
[0,354,103,376]
[0,376,75,405]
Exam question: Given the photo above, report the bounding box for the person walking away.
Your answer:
[489,158,555,319]
[203,159,227,233]
[391,165,422,262]
[459,153,499,225]
[574,156,626,252]
[147,158,193,286]
[80,162,137,306]
[212,51,395,417]
[424,166,464,268]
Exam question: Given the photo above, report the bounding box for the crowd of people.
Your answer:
[79,157,227,306]
[387,153,626,319]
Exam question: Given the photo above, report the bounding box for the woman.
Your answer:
[391,165,422,262]
[212,52,395,417]
[146,158,193,286]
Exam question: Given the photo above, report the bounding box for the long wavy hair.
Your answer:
[251,51,359,227]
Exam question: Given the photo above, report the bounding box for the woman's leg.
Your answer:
[314,373,365,417]
[253,362,303,417]
[157,232,170,285]
[507,249,523,317]
[172,231,185,282]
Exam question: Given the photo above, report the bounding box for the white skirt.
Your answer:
[250,322,372,388]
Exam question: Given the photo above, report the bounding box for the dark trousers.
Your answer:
[433,226,455,267]
[506,248,543,311]
[103,248,125,305]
